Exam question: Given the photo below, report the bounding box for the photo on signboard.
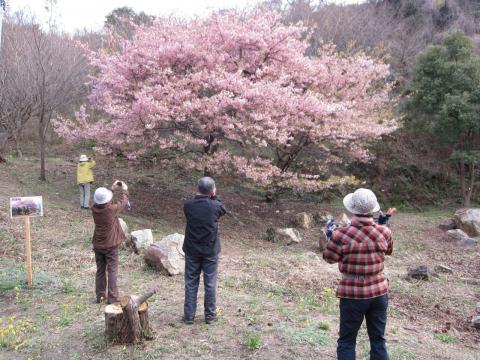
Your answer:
[10,196,44,218]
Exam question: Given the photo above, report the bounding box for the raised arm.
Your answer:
[322,232,343,264]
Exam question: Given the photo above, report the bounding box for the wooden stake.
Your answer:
[24,216,32,286]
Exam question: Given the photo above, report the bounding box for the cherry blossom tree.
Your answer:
[54,10,396,191]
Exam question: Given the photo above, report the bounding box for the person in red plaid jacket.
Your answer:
[323,188,396,360]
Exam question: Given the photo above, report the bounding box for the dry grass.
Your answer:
[0,156,479,359]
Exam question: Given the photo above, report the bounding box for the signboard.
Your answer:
[10,196,43,218]
[10,195,43,286]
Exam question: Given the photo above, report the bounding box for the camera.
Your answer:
[116,181,123,187]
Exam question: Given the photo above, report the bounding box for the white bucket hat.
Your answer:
[79,154,88,162]
[94,187,113,205]
[343,188,380,215]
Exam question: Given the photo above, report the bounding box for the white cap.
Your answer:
[343,188,380,215]
[79,154,88,162]
[94,187,113,205]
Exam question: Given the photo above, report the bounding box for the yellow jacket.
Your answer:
[77,160,96,184]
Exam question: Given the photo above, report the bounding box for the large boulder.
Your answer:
[292,212,313,229]
[454,209,480,237]
[438,218,457,231]
[445,229,479,245]
[131,229,154,250]
[275,228,302,244]
[144,233,185,275]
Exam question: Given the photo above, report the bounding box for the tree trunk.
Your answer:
[13,132,22,159]
[39,112,47,181]
[104,288,156,344]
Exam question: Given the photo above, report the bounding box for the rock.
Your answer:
[118,218,129,239]
[476,302,480,315]
[438,218,457,231]
[434,265,453,274]
[131,229,154,249]
[275,228,302,244]
[407,265,431,280]
[472,316,480,330]
[445,229,479,245]
[292,212,313,229]
[313,211,329,226]
[144,233,185,275]
[338,213,351,227]
[462,237,479,245]
[454,208,480,237]
[446,229,469,241]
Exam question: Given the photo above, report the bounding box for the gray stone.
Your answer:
[472,315,480,330]
[275,228,302,244]
[407,265,430,280]
[445,229,478,245]
[293,212,313,229]
[476,302,480,315]
[130,229,154,249]
[144,233,185,275]
[438,218,457,231]
[454,208,480,237]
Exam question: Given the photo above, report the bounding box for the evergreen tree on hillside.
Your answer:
[406,30,480,206]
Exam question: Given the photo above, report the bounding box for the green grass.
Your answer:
[281,323,329,348]
[434,333,457,344]
[245,332,262,351]
[389,345,418,360]
[317,321,330,331]
[58,311,74,327]
[61,279,77,294]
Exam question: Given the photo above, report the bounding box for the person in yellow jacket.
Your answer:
[77,154,96,209]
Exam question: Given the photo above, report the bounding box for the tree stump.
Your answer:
[104,288,156,343]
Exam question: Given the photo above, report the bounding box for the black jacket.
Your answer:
[183,194,226,257]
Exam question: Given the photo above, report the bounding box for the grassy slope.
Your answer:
[0,157,479,360]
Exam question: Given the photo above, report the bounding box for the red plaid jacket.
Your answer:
[323,216,393,299]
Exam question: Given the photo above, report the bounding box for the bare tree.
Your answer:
[0,11,89,178]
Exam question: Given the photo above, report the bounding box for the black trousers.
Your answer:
[184,254,218,320]
[337,294,389,360]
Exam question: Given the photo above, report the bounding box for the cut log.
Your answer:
[104,288,156,344]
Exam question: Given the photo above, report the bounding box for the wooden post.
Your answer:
[24,216,32,286]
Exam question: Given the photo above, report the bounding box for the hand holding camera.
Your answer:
[112,180,128,191]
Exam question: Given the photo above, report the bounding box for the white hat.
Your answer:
[79,154,88,162]
[343,188,380,215]
[94,187,113,205]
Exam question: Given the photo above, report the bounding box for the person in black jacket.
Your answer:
[182,177,226,325]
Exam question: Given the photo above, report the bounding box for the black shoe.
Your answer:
[182,316,194,325]
[205,316,218,324]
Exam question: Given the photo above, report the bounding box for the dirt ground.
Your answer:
[0,156,479,360]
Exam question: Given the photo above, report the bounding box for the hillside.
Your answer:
[0,156,479,359]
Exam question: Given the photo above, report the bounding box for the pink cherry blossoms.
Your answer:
[54,10,396,191]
